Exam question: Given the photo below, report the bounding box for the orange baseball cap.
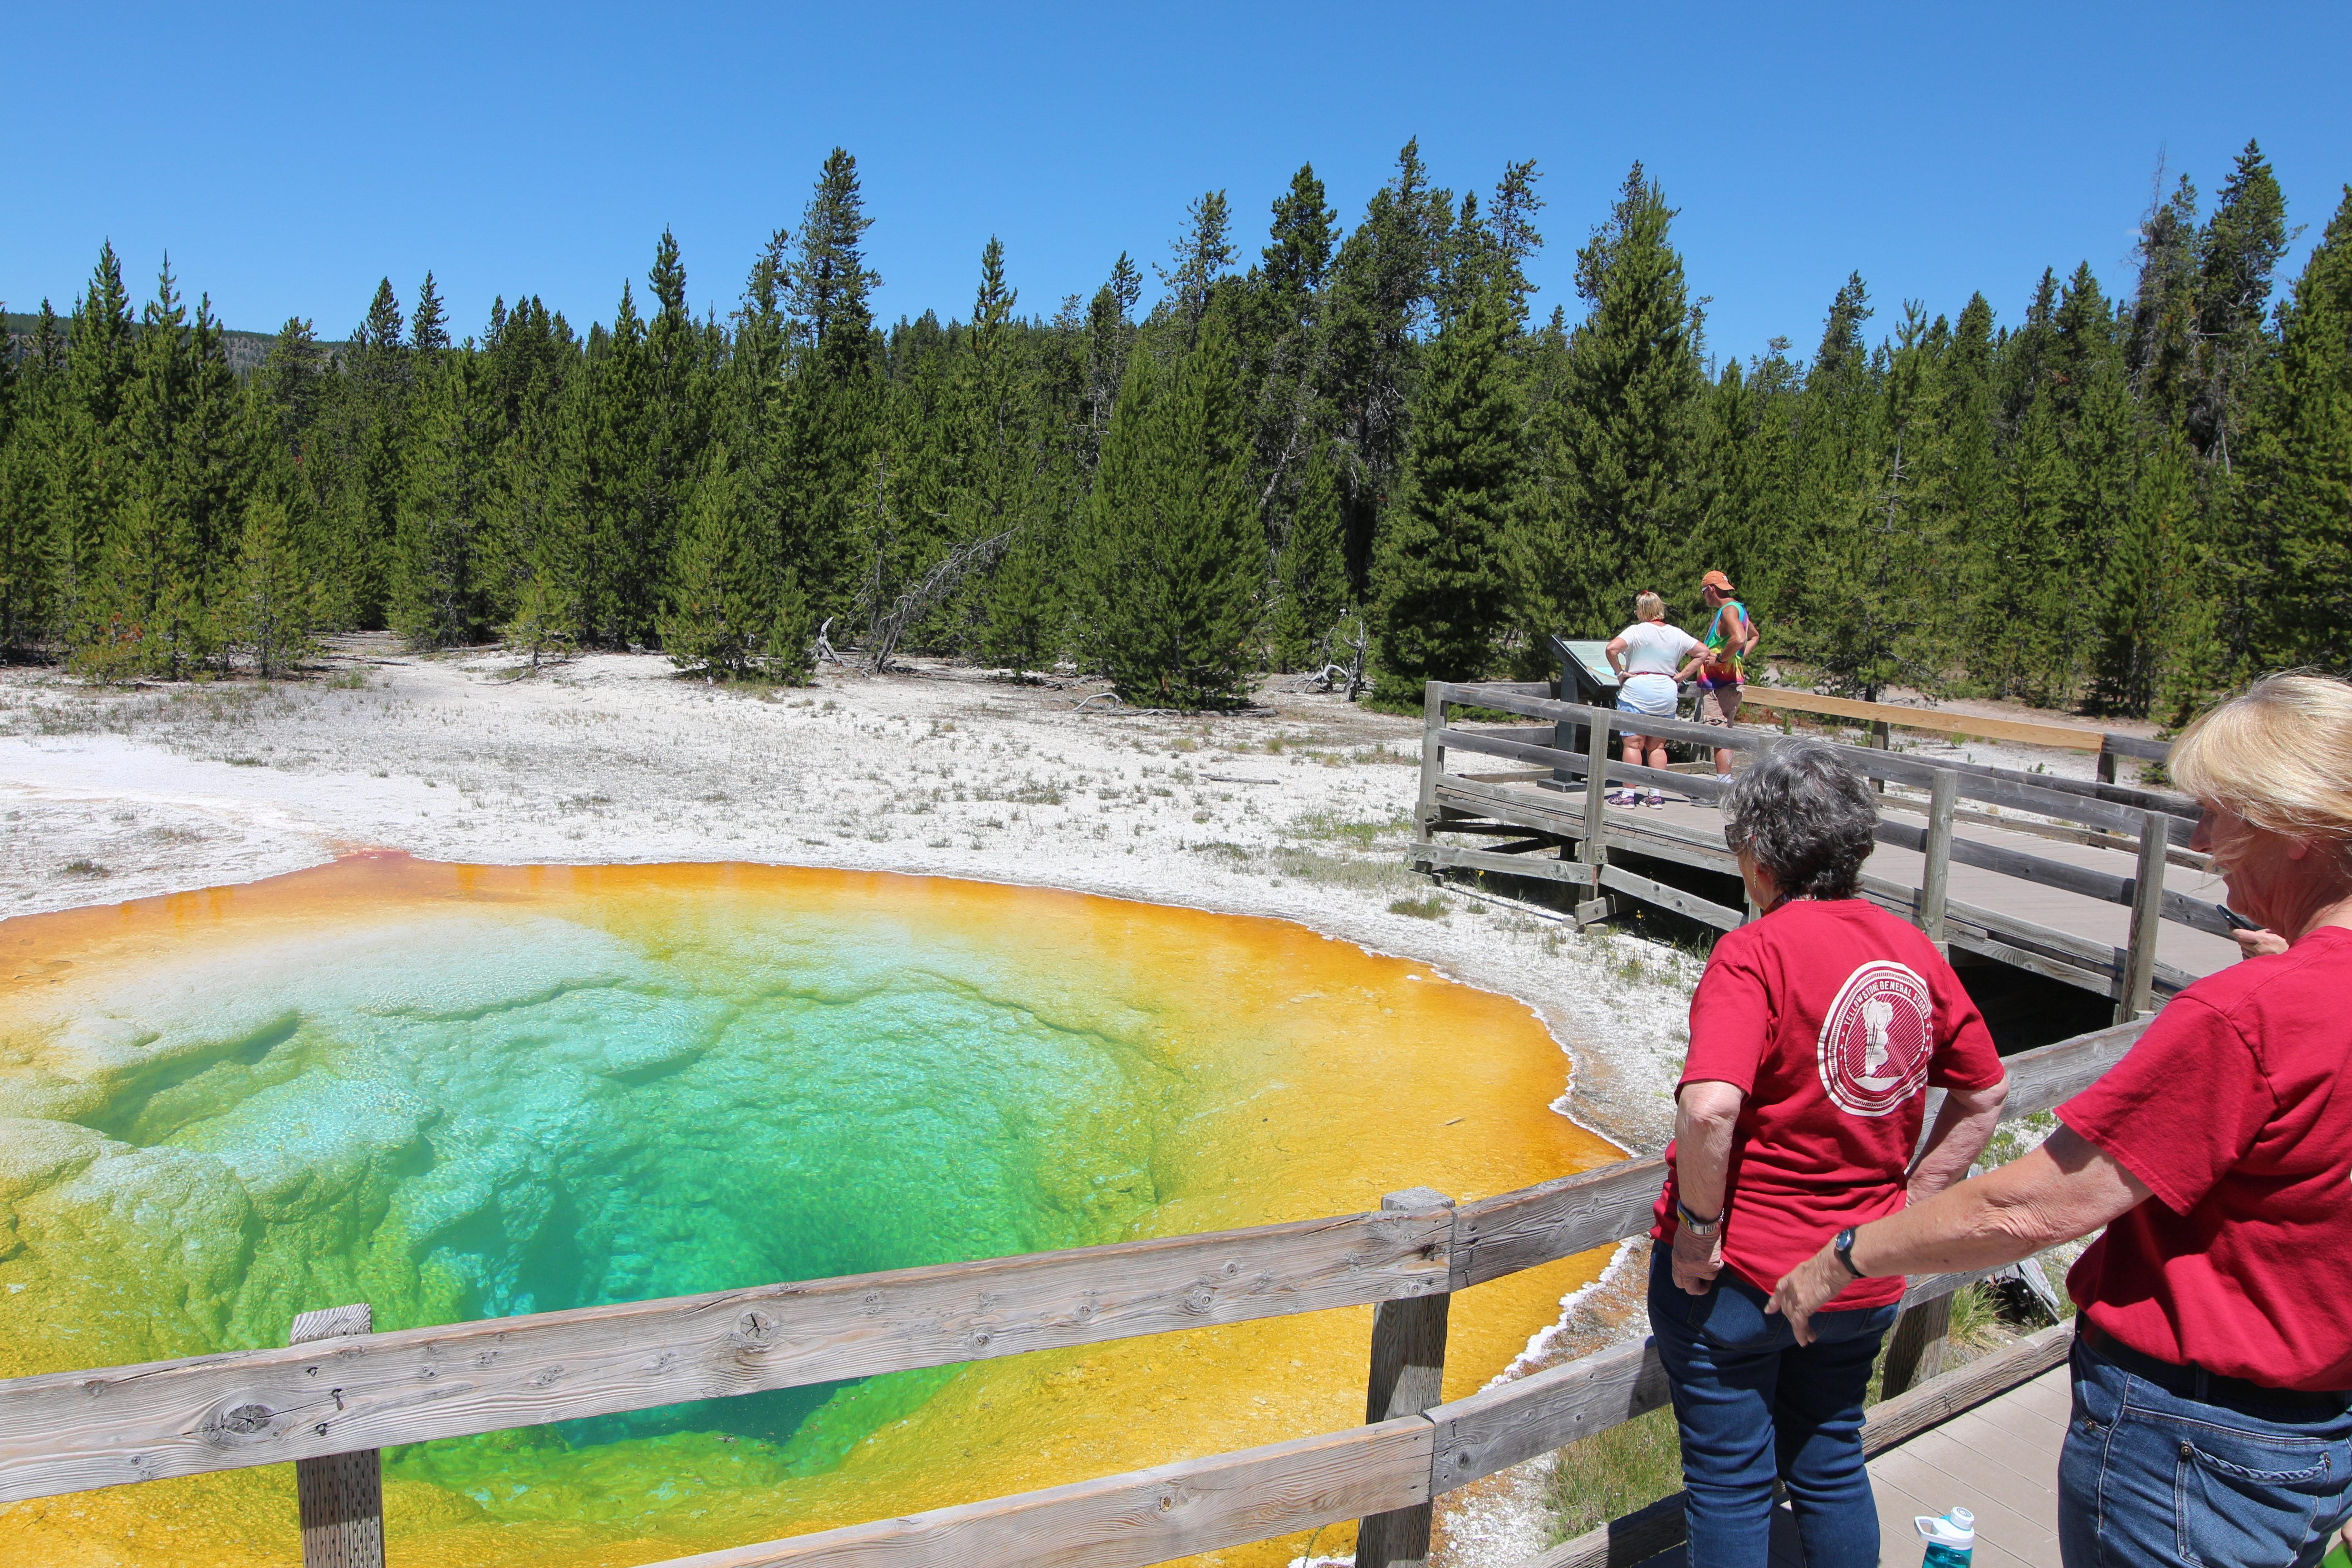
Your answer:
[1700,570,1736,593]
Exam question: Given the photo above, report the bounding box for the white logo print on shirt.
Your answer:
[1817,960,1934,1117]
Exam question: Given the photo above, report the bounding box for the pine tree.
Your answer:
[224,496,317,676]
[660,451,801,680]
[1525,163,1702,638]
[504,567,581,671]
[391,355,495,647]
[1082,315,1262,706]
[1324,141,1456,592]
[793,148,882,378]
[2126,172,2201,427]
[1372,282,1522,705]
[411,272,450,354]
[980,534,1058,679]
[783,152,883,620]
[0,302,62,653]
[74,261,245,679]
[2237,184,2352,671]
[2087,433,2191,715]
[1783,304,1951,699]
[1262,167,1338,320]
[49,246,137,619]
[1078,254,1143,471]
[322,278,413,627]
[1159,190,1235,335]
[1270,436,1349,670]
[2190,140,2288,468]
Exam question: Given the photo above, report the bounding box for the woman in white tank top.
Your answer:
[1605,592,1701,808]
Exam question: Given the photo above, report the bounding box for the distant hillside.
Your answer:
[2,312,350,376]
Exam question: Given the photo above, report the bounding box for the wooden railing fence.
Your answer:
[1413,682,2210,1019]
[0,1019,2144,1568]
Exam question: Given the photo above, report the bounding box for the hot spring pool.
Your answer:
[0,856,1621,1567]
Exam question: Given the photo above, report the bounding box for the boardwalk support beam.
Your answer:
[1355,1189,1456,1568]
[2116,808,2167,1023]
[1579,718,1610,890]
[1919,768,1957,950]
[290,1304,385,1568]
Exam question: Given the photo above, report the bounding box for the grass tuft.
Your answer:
[1543,1406,1682,1543]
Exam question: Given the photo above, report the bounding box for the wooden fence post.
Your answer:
[2096,745,2118,785]
[289,1304,385,1568]
[1354,1188,1455,1568]
[1919,769,1957,951]
[1417,688,1446,845]
[2115,807,2166,1023]
[1879,1294,1952,1398]
[1579,714,1611,889]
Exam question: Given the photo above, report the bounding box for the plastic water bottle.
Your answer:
[1916,1507,1975,1565]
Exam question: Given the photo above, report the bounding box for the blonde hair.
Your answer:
[2171,673,2352,869]
[1634,591,1666,622]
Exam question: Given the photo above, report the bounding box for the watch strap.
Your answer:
[1676,1198,1722,1236]
[1833,1226,1866,1279]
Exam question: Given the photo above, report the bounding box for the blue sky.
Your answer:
[8,1,2347,365]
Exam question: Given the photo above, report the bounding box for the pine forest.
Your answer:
[2,139,2346,722]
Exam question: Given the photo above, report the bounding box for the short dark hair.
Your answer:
[1721,737,1878,900]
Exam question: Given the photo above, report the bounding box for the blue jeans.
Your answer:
[2059,1336,2352,1567]
[1646,1242,1896,1568]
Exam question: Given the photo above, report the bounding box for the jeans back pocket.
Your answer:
[2173,1426,2336,1567]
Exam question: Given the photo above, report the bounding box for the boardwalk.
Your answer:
[1481,776,2239,985]
[1863,1365,2069,1567]
[1632,1363,2070,1567]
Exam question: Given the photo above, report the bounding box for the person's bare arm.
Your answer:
[1771,1126,2150,1343]
[1907,1076,2009,1202]
[1605,634,1630,676]
[1671,1080,1744,1294]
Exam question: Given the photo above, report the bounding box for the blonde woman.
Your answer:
[1605,591,1701,808]
[1771,673,2352,1568]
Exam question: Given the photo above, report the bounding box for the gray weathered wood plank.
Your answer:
[637,1416,1435,1568]
[1428,1336,1671,1495]
[1598,866,1746,932]
[1452,1160,1666,1291]
[0,1206,1451,1504]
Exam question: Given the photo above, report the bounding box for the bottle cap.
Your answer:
[1915,1510,1976,1546]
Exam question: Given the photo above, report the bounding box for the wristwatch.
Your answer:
[1676,1199,1722,1238]
[1833,1226,1867,1279]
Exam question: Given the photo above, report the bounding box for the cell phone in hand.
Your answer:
[2218,905,2261,933]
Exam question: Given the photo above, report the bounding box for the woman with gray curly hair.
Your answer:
[1649,736,2011,1567]
[1772,675,2352,1566]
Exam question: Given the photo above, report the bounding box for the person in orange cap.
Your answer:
[1677,570,1759,789]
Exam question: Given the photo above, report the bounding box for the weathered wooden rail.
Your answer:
[0,1019,2142,1568]
[1412,681,2223,1018]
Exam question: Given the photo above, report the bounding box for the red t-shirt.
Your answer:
[1652,898,2006,1309]
[2059,924,2352,1392]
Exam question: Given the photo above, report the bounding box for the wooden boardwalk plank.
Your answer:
[1867,1366,2070,1568]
